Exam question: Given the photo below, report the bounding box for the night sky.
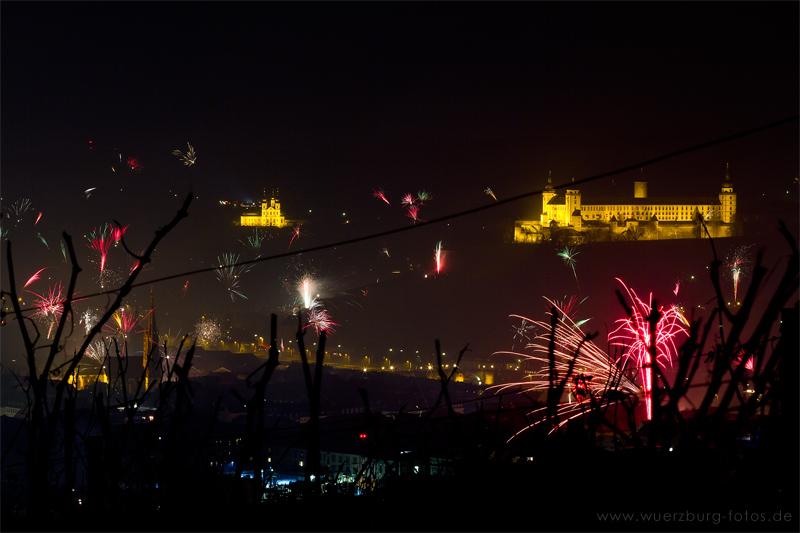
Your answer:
[2,2,798,381]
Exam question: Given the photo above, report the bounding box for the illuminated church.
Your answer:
[240,188,289,228]
[514,165,739,243]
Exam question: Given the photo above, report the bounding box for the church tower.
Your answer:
[719,163,736,224]
[142,285,159,389]
[541,171,556,225]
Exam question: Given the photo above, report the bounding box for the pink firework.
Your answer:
[183,280,190,296]
[434,241,444,274]
[24,267,48,288]
[400,193,416,207]
[734,348,755,371]
[372,189,391,205]
[304,308,338,336]
[104,307,151,355]
[35,212,43,226]
[607,279,689,421]
[26,281,67,338]
[86,226,113,273]
[288,225,304,250]
[111,224,128,244]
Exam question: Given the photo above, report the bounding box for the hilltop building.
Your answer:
[514,165,740,243]
[240,188,290,228]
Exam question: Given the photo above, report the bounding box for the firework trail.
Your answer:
[60,240,68,263]
[172,142,197,166]
[86,225,113,274]
[490,297,639,439]
[607,278,689,421]
[381,247,390,258]
[549,295,587,322]
[24,267,48,288]
[724,244,754,302]
[84,187,96,199]
[85,339,110,365]
[298,275,320,310]
[35,212,43,226]
[288,225,304,250]
[673,279,680,296]
[37,233,49,250]
[557,246,580,292]
[183,281,190,296]
[372,189,391,205]
[484,187,497,201]
[214,253,250,301]
[434,241,444,274]
[304,308,338,336]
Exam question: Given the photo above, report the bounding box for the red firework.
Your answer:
[127,156,144,173]
[372,189,391,205]
[607,278,688,421]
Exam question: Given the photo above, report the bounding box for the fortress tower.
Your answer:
[719,163,736,224]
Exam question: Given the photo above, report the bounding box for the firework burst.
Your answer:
[406,205,424,224]
[192,316,224,349]
[557,246,580,293]
[240,228,270,251]
[214,253,250,301]
[304,308,338,336]
[171,142,197,166]
[4,198,32,225]
[490,297,639,439]
[26,281,68,338]
[85,339,110,365]
[104,306,150,354]
[288,225,304,250]
[80,307,99,336]
[607,278,689,420]
[724,244,754,302]
[127,156,144,173]
[86,225,113,274]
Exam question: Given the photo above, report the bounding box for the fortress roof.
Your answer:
[549,195,721,206]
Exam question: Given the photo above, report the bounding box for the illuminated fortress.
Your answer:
[514,165,739,243]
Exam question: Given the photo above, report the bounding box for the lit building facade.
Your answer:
[514,166,739,243]
[240,189,289,228]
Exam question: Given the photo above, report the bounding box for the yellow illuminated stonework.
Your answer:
[514,166,739,243]
[240,189,289,228]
